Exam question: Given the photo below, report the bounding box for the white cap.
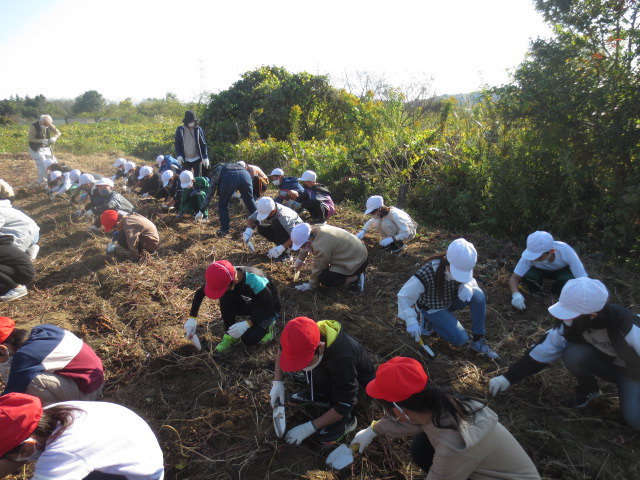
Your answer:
[299,170,317,183]
[161,170,174,188]
[78,173,95,186]
[179,170,194,188]
[156,155,165,165]
[123,161,136,174]
[446,238,477,283]
[548,277,608,321]
[269,168,284,176]
[291,223,312,251]
[96,177,114,187]
[364,195,384,214]
[113,158,126,168]
[522,231,554,260]
[0,180,14,198]
[44,158,56,168]
[237,161,247,168]
[256,197,276,221]
[138,166,153,180]
[69,169,82,183]
[49,170,62,181]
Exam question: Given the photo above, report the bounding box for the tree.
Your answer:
[73,90,105,116]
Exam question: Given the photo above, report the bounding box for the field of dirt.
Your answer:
[1,152,639,480]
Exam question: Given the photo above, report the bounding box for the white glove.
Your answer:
[177,156,184,166]
[110,175,117,181]
[243,228,254,243]
[227,320,250,339]
[106,242,117,254]
[285,421,317,445]
[140,193,150,199]
[350,425,377,453]
[202,158,210,168]
[270,380,285,408]
[184,316,197,339]
[295,283,314,292]
[511,292,526,310]
[458,283,474,302]
[232,191,241,199]
[84,209,94,219]
[121,185,128,193]
[267,245,286,258]
[489,375,511,396]
[406,322,421,343]
[355,229,366,240]
[379,237,394,247]
[195,211,204,221]
[294,258,305,270]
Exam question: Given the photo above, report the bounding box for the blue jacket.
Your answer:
[159,155,182,174]
[174,125,208,161]
[275,176,304,203]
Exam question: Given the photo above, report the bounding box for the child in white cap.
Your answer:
[509,231,587,310]
[285,170,335,224]
[356,195,417,253]
[244,197,302,260]
[397,238,498,358]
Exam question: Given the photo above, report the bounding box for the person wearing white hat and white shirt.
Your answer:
[133,166,163,199]
[489,277,640,429]
[28,115,61,186]
[48,171,73,198]
[244,197,302,261]
[397,239,498,358]
[160,170,182,211]
[291,222,368,292]
[268,168,305,204]
[111,157,128,181]
[356,195,417,253]
[0,180,40,260]
[286,170,335,224]
[509,231,587,311]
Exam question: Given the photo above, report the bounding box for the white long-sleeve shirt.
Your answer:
[363,207,417,241]
[514,241,587,278]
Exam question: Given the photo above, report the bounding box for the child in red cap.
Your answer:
[184,260,280,353]
[100,210,159,261]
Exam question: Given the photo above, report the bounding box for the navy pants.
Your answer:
[218,170,257,232]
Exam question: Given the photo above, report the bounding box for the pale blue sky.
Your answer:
[0,0,551,101]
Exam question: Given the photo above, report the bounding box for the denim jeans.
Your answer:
[562,342,640,430]
[421,287,486,346]
[218,170,257,231]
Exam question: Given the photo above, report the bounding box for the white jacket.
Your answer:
[0,199,40,251]
[363,207,416,241]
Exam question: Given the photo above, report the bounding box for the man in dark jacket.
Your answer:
[174,110,209,177]
[489,277,640,430]
[0,235,35,302]
[270,316,374,445]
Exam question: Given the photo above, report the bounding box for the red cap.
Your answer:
[366,357,429,402]
[279,317,320,372]
[0,393,43,457]
[0,317,15,344]
[204,260,236,299]
[100,210,119,233]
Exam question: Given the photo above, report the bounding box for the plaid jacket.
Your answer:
[414,260,458,310]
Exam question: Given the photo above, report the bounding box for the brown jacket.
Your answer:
[296,224,368,288]
[121,213,159,260]
[374,403,540,480]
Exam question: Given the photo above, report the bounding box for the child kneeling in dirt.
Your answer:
[355,195,417,253]
[100,210,159,261]
[270,316,374,445]
[184,260,280,354]
[178,170,209,220]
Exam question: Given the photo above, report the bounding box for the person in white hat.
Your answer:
[155,154,181,174]
[28,115,61,186]
[489,277,640,429]
[48,171,72,198]
[268,168,305,204]
[178,171,210,219]
[159,170,182,211]
[509,231,587,311]
[133,166,163,199]
[397,238,498,358]
[83,178,134,229]
[111,157,127,181]
[356,195,417,253]
[285,170,335,224]
[291,222,368,292]
[121,161,140,190]
[244,197,303,260]
[0,180,40,260]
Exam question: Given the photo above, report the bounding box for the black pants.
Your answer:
[300,200,329,223]
[382,239,404,252]
[0,244,35,294]
[318,260,368,287]
[219,295,277,345]
[257,221,290,246]
[183,159,203,178]
[84,473,127,480]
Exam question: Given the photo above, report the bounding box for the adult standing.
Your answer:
[28,115,61,186]
[174,110,209,177]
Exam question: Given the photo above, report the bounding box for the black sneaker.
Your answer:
[216,228,230,237]
[316,416,358,445]
[564,389,602,408]
[288,371,308,384]
[288,389,331,407]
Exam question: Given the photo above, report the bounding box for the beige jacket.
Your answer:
[374,403,540,480]
[297,224,368,288]
[121,214,159,260]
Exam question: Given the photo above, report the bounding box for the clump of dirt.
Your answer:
[1,152,638,480]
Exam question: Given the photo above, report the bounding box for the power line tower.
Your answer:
[198,55,206,102]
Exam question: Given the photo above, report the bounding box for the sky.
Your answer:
[0,0,551,102]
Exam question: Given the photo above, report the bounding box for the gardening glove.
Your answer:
[406,322,422,343]
[202,158,210,169]
[270,380,285,408]
[140,193,150,199]
[184,316,197,340]
[227,320,250,339]
[379,237,394,247]
[72,210,84,220]
[294,258,305,270]
[295,283,314,292]
[195,211,204,221]
[111,175,117,181]
[177,156,184,166]
[488,375,511,396]
[355,229,366,240]
[243,228,254,243]
[84,209,94,219]
[106,242,117,254]
[267,245,286,259]
[458,283,474,302]
[285,421,317,445]
[79,192,88,202]
[290,201,302,210]
[511,292,526,310]
[122,185,129,193]
[350,423,378,453]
